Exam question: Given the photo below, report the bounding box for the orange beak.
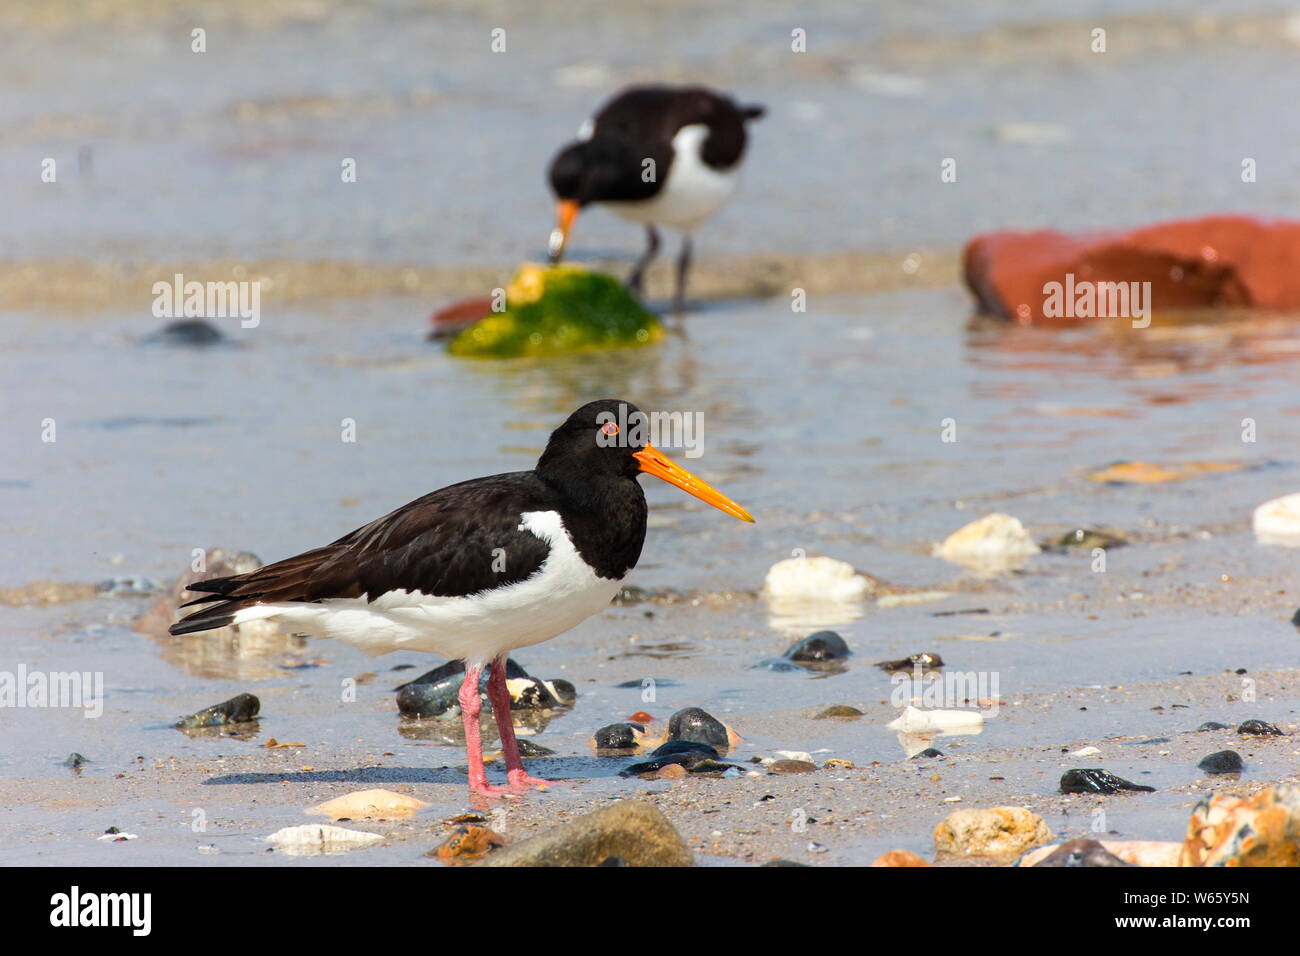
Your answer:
[634,444,755,523]
[548,199,580,262]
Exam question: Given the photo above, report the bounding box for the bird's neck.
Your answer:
[539,469,647,580]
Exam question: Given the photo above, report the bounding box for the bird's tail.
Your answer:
[741,104,766,121]
[168,574,261,635]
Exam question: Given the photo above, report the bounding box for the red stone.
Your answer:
[963,215,1300,324]
[429,295,494,337]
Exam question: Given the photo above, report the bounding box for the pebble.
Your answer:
[1237,719,1283,736]
[934,806,1052,862]
[1059,768,1155,795]
[1045,528,1127,552]
[591,722,645,751]
[1252,492,1300,545]
[476,800,693,867]
[772,750,814,763]
[870,849,930,867]
[934,512,1040,569]
[815,704,863,719]
[144,318,226,347]
[429,824,504,865]
[266,824,384,855]
[1197,721,1231,731]
[309,789,428,821]
[762,555,873,602]
[911,748,944,759]
[666,706,738,750]
[174,692,260,728]
[887,705,983,733]
[784,631,851,662]
[875,652,943,672]
[1181,785,1300,866]
[1029,838,1135,867]
[1197,750,1245,774]
[1069,746,1101,757]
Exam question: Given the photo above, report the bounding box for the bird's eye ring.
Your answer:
[601,421,619,437]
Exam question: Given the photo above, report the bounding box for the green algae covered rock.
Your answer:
[447,263,664,358]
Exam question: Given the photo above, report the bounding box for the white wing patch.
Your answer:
[604,123,739,231]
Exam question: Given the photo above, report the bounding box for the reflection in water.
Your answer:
[967,309,1300,382]
[764,594,866,636]
[397,708,562,747]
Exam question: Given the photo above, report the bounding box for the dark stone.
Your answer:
[1044,528,1127,552]
[515,739,555,758]
[687,759,740,775]
[1059,768,1155,795]
[144,319,226,347]
[666,707,731,749]
[911,748,944,759]
[1197,750,1244,774]
[784,631,850,662]
[396,658,569,717]
[875,652,944,673]
[1032,838,1135,867]
[651,740,719,760]
[545,679,577,707]
[1236,719,1283,736]
[593,723,643,750]
[1197,721,1231,731]
[63,753,89,769]
[815,704,864,719]
[175,692,260,728]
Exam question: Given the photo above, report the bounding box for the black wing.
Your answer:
[596,85,761,170]
[169,472,556,635]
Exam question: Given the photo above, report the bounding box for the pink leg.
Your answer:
[458,664,513,797]
[486,657,562,790]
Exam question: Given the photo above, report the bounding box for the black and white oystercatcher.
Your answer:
[170,399,753,796]
[546,84,764,312]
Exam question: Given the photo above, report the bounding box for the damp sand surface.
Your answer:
[5,289,1300,865]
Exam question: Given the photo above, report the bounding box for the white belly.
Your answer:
[233,511,623,666]
[604,124,738,232]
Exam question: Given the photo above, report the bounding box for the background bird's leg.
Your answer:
[486,656,559,790]
[626,224,660,296]
[673,234,693,314]
[459,664,512,796]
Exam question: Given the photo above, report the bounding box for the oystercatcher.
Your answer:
[170,399,753,796]
[546,84,765,312]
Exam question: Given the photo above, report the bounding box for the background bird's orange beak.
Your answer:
[634,445,755,523]
[548,199,580,262]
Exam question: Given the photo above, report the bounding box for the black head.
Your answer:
[537,399,646,486]
[536,399,755,523]
[546,138,660,207]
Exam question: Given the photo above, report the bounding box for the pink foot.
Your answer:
[507,768,566,790]
[469,779,521,799]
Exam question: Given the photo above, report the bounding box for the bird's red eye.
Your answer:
[601,422,619,437]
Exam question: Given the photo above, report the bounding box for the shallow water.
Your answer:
[4,0,1300,865]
